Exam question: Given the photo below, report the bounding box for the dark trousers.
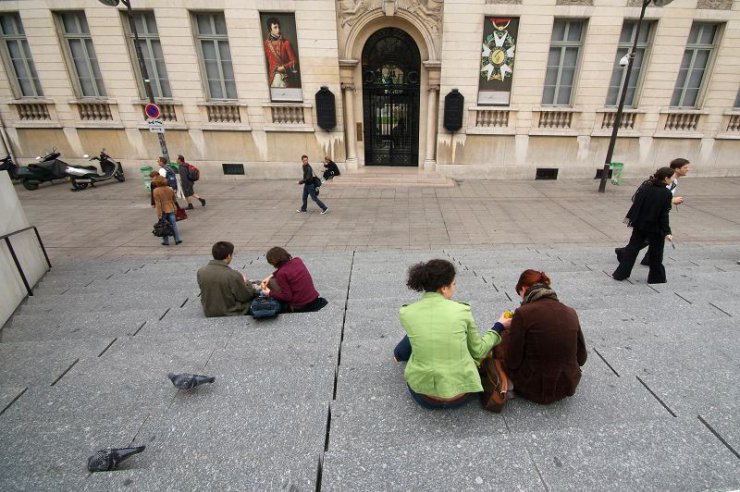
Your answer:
[277,296,328,313]
[613,229,667,283]
[301,184,326,211]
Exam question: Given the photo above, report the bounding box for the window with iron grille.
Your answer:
[670,23,720,108]
[125,11,171,98]
[0,13,43,97]
[542,19,585,106]
[193,12,236,100]
[59,11,106,97]
[606,20,653,108]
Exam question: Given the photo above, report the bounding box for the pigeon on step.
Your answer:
[167,372,216,390]
[87,445,145,472]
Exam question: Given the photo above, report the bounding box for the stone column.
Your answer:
[342,82,358,167]
[424,85,439,169]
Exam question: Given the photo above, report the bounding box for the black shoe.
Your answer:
[175,240,182,245]
[614,248,624,263]
[612,273,626,281]
[199,198,206,207]
[187,204,194,210]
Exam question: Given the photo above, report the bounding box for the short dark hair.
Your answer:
[266,17,280,30]
[669,158,689,170]
[266,246,292,267]
[157,156,167,165]
[301,155,308,160]
[212,241,234,261]
[177,155,185,162]
[406,259,456,293]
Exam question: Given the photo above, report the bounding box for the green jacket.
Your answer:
[399,292,500,398]
[196,260,256,317]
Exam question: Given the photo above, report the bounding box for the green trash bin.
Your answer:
[609,162,624,186]
[139,165,154,190]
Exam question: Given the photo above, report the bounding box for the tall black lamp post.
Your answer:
[598,0,673,193]
[97,0,170,163]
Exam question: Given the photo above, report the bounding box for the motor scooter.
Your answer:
[66,149,125,190]
[15,149,71,190]
[0,155,18,180]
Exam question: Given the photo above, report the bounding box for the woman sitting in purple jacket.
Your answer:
[260,247,328,313]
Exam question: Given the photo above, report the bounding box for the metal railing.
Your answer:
[1,225,51,297]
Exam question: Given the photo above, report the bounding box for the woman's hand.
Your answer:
[262,286,271,297]
[666,234,673,242]
[496,312,513,329]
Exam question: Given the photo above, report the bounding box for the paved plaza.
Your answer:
[2,174,740,490]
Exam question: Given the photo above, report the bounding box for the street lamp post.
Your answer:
[598,0,673,193]
[97,0,170,163]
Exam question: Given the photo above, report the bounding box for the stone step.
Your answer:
[328,167,456,188]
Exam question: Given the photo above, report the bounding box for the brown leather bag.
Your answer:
[479,356,510,413]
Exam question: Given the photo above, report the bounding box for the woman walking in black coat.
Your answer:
[613,167,674,284]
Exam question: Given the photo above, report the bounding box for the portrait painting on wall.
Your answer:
[478,17,519,105]
[260,12,302,101]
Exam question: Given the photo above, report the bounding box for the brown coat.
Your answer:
[153,186,177,217]
[500,298,587,404]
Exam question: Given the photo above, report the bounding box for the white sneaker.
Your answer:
[296,209,306,213]
[320,208,329,215]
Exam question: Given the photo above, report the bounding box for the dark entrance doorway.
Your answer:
[362,28,421,166]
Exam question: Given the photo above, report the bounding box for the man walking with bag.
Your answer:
[177,155,206,210]
[296,155,328,215]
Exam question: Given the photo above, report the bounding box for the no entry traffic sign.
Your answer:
[144,103,160,119]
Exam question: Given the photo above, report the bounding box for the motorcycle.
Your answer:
[16,149,71,190]
[0,155,18,180]
[66,149,125,191]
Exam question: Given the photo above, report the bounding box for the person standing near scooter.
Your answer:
[177,155,206,210]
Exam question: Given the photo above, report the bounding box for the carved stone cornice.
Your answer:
[341,82,356,92]
[338,0,444,34]
[697,0,732,9]
[556,0,594,5]
[485,0,522,4]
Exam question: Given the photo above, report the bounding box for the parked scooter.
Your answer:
[0,155,18,180]
[66,149,125,190]
[15,149,71,190]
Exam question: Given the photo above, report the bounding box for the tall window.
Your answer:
[735,87,740,108]
[0,13,43,97]
[126,11,171,98]
[194,12,236,100]
[606,21,653,108]
[671,23,720,108]
[542,19,585,106]
[59,11,106,97]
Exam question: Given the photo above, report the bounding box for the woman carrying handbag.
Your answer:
[152,175,182,246]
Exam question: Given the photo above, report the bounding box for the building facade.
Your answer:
[0,0,738,180]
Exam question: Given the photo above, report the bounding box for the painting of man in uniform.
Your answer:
[261,13,302,101]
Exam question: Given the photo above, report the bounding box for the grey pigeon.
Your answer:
[167,372,216,390]
[87,445,145,472]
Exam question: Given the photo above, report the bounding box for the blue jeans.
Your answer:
[301,184,326,211]
[161,212,181,245]
[394,335,412,361]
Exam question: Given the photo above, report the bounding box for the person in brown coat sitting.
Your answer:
[494,270,587,404]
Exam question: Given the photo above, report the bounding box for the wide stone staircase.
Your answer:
[1,247,739,490]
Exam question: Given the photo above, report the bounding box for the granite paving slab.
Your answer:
[0,338,115,386]
[8,309,165,331]
[0,320,139,343]
[524,418,740,491]
[322,433,545,492]
[0,417,142,492]
[0,385,26,415]
[697,403,740,461]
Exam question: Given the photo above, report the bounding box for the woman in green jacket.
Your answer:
[393,259,509,409]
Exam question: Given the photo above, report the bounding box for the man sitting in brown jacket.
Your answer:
[197,241,257,317]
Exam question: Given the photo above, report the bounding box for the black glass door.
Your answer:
[362,28,420,166]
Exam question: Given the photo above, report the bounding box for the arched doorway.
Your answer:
[362,28,421,166]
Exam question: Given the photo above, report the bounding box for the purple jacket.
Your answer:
[270,257,319,309]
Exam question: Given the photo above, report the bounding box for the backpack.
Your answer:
[249,296,281,319]
[186,164,200,182]
[163,165,177,189]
